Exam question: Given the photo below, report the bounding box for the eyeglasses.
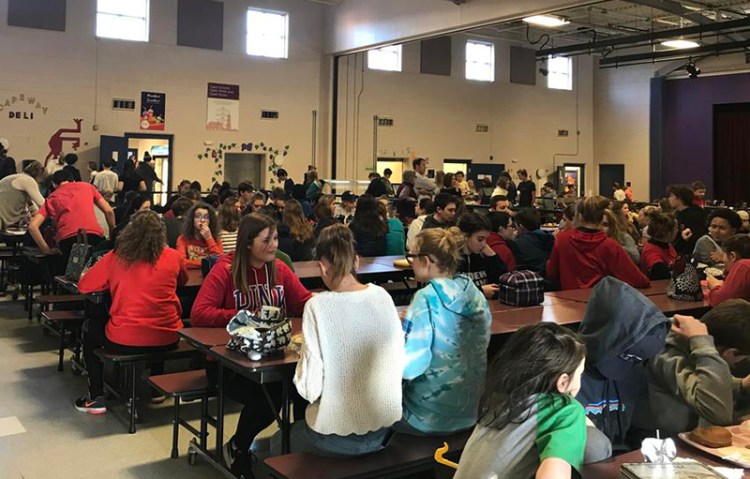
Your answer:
[405,253,431,264]
[194,214,210,220]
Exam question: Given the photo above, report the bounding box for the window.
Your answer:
[465,41,494,82]
[368,45,402,72]
[547,56,573,90]
[96,0,149,42]
[246,9,289,59]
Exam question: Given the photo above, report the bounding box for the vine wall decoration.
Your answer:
[196,141,290,185]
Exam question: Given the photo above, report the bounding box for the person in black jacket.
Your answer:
[514,208,555,276]
[62,153,82,182]
[136,154,162,194]
[364,172,388,198]
[669,184,708,255]
[457,212,507,299]
[278,199,314,261]
[349,195,388,257]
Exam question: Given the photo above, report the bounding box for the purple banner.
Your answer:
[207,83,240,100]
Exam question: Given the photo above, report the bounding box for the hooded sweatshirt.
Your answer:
[191,253,311,328]
[402,275,491,434]
[646,332,740,438]
[674,205,708,255]
[486,232,517,271]
[515,229,555,276]
[458,251,507,291]
[576,277,671,449]
[547,228,650,290]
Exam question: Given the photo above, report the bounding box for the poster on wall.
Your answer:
[206,83,240,131]
[140,92,166,130]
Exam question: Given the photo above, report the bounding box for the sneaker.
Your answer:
[223,439,238,469]
[74,394,107,415]
[150,394,167,405]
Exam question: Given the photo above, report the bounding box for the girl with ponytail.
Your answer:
[398,226,492,435]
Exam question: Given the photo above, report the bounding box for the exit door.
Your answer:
[100,135,128,174]
[599,164,625,197]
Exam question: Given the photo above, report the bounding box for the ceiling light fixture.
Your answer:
[685,58,701,79]
[522,15,570,28]
[661,39,700,49]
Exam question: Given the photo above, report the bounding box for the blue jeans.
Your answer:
[270,421,390,458]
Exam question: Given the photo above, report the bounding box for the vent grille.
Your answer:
[112,98,136,111]
[377,117,394,127]
[475,123,489,133]
[261,110,279,120]
[557,129,569,137]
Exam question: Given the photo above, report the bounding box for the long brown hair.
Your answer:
[218,196,240,233]
[315,224,357,290]
[115,210,165,266]
[283,199,313,242]
[231,214,278,300]
[182,202,219,240]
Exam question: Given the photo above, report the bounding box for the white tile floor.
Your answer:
[0,295,278,479]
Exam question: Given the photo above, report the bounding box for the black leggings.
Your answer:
[82,317,178,398]
[206,361,307,452]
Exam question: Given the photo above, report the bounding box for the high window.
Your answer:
[368,45,402,72]
[246,9,289,59]
[96,0,149,42]
[465,40,495,82]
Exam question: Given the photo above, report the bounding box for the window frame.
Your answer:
[547,55,573,91]
[367,45,403,72]
[96,0,150,42]
[245,7,290,59]
[465,40,495,83]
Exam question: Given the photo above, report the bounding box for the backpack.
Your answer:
[667,255,703,301]
[497,270,545,307]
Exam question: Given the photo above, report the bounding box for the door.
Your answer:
[467,163,505,190]
[599,164,625,197]
[714,103,750,206]
[100,135,128,175]
[224,153,263,189]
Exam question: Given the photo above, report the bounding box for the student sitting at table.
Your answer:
[514,208,555,276]
[457,212,506,299]
[707,234,750,307]
[602,209,640,265]
[378,197,406,256]
[454,323,587,479]
[488,195,513,215]
[555,204,577,237]
[399,227,491,435]
[269,224,404,456]
[348,195,388,257]
[646,302,750,439]
[406,198,434,254]
[75,210,187,414]
[421,193,458,230]
[28,169,115,259]
[218,196,241,253]
[191,213,311,474]
[640,212,678,280]
[0,160,46,231]
[486,211,518,271]
[693,208,741,268]
[546,196,650,290]
[312,197,338,237]
[163,196,193,248]
[278,199,314,261]
[176,202,223,269]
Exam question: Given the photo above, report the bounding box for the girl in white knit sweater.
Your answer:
[270,224,405,456]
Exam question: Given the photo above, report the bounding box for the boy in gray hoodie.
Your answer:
[646,299,750,438]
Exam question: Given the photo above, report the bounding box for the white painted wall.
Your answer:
[337,35,595,193]
[0,0,327,189]
[328,0,592,54]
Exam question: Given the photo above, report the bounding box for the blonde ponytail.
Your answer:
[416,227,465,274]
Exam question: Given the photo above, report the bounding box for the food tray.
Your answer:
[678,425,750,468]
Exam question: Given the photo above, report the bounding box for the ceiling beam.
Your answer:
[599,37,750,65]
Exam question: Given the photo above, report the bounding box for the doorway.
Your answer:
[599,164,625,197]
[557,164,586,197]
[714,103,750,206]
[224,153,264,190]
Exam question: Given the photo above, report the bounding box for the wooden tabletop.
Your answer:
[582,443,750,478]
[488,296,573,313]
[490,301,588,335]
[547,280,671,303]
[178,327,230,351]
[294,255,410,279]
[647,294,711,316]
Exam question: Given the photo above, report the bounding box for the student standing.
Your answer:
[62,153,82,182]
[75,211,187,414]
[399,227,491,435]
[191,214,311,472]
[455,323,588,479]
[0,161,46,230]
[270,225,404,456]
[92,159,119,195]
[669,184,708,255]
[176,202,223,269]
[516,169,536,208]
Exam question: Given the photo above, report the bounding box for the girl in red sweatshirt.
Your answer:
[76,210,188,415]
[639,212,677,280]
[191,213,311,471]
[176,202,223,268]
[708,234,750,306]
[547,196,650,290]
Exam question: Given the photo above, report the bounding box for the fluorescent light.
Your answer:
[522,15,570,28]
[661,39,700,49]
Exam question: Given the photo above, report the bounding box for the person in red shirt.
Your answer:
[708,235,750,306]
[28,168,115,259]
[176,202,223,268]
[547,196,650,290]
[640,212,677,280]
[75,210,187,414]
[692,180,707,208]
[191,213,311,473]
[486,211,518,271]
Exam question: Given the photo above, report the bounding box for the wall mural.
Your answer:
[196,141,290,185]
[45,118,83,165]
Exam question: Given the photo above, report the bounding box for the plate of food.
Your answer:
[678,424,750,468]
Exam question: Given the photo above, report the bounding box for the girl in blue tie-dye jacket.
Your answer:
[399,226,492,435]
